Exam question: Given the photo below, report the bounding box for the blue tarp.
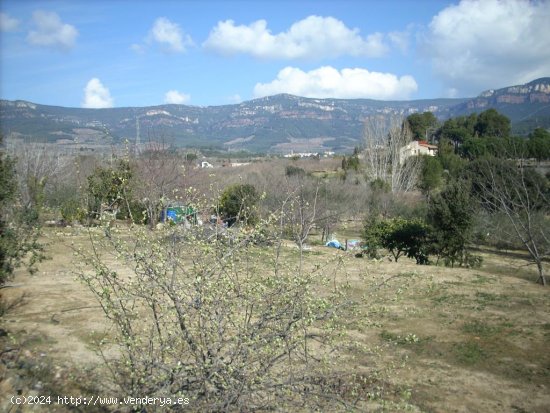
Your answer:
[166,209,179,221]
[325,240,341,249]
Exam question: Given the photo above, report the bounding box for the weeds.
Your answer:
[471,274,495,284]
[454,341,487,364]
[462,320,502,337]
[380,330,422,346]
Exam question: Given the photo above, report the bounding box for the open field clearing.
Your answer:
[1,226,549,412]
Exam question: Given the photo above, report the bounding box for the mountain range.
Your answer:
[1,77,549,153]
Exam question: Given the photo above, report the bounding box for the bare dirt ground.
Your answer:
[1,227,549,412]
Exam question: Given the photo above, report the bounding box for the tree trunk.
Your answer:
[536,261,547,286]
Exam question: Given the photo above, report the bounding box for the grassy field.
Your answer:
[1,226,549,412]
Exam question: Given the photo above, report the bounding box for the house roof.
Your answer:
[418,140,438,149]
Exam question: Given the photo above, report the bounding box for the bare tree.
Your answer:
[363,115,391,184]
[286,178,320,253]
[472,157,549,285]
[7,141,70,209]
[284,174,356,251]
[363,115,420,193]
[131,138,189,227]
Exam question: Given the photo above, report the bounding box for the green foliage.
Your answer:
[437,110,511,154]
[363,219,385,256]
[369,178,390,194]
[86,160,133,220]
[427,180,476,267]
[438,151,467,180]
[460,137,488,160]
[419,155,443,195]
[219,183,259,226]
[438,137,470,180]
[60,197,86,224]
[342,152,360,172]
[474,109,511,138]
[0,150,17,208]
[0,151,18,284]
[347,154,360,171]
[1,140,44,285]
[438,114,476,149]
[364,217,430,264]
[406,112,438,141]
[437,110,540,161]
[285,164,306,177]
[528,128,550,160]
[460,136,528,160]
[124,199,148,224]
[437,137,455,158]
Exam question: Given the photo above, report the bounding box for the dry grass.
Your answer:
[1,227,549,412]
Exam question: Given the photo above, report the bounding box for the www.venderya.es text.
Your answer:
[11,395,190,407]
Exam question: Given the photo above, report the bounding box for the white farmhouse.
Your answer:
[399,140,438,164]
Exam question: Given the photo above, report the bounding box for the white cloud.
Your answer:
[149,17,193,53]
[1,12,20,32]
[203,15,388,59]
[82,78,114,108]
[164,90,190,104]
[27,10,78,50]
[425,0,550,95]
[253,66,418,100]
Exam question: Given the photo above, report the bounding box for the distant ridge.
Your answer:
[1,78,549,153]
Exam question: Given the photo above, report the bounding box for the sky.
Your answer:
[1,0,549,108]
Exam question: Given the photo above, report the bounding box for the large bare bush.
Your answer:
[76,201,355,411]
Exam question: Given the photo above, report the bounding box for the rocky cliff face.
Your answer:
[466,78,550,109]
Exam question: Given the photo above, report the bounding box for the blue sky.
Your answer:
[1,0,549,108]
